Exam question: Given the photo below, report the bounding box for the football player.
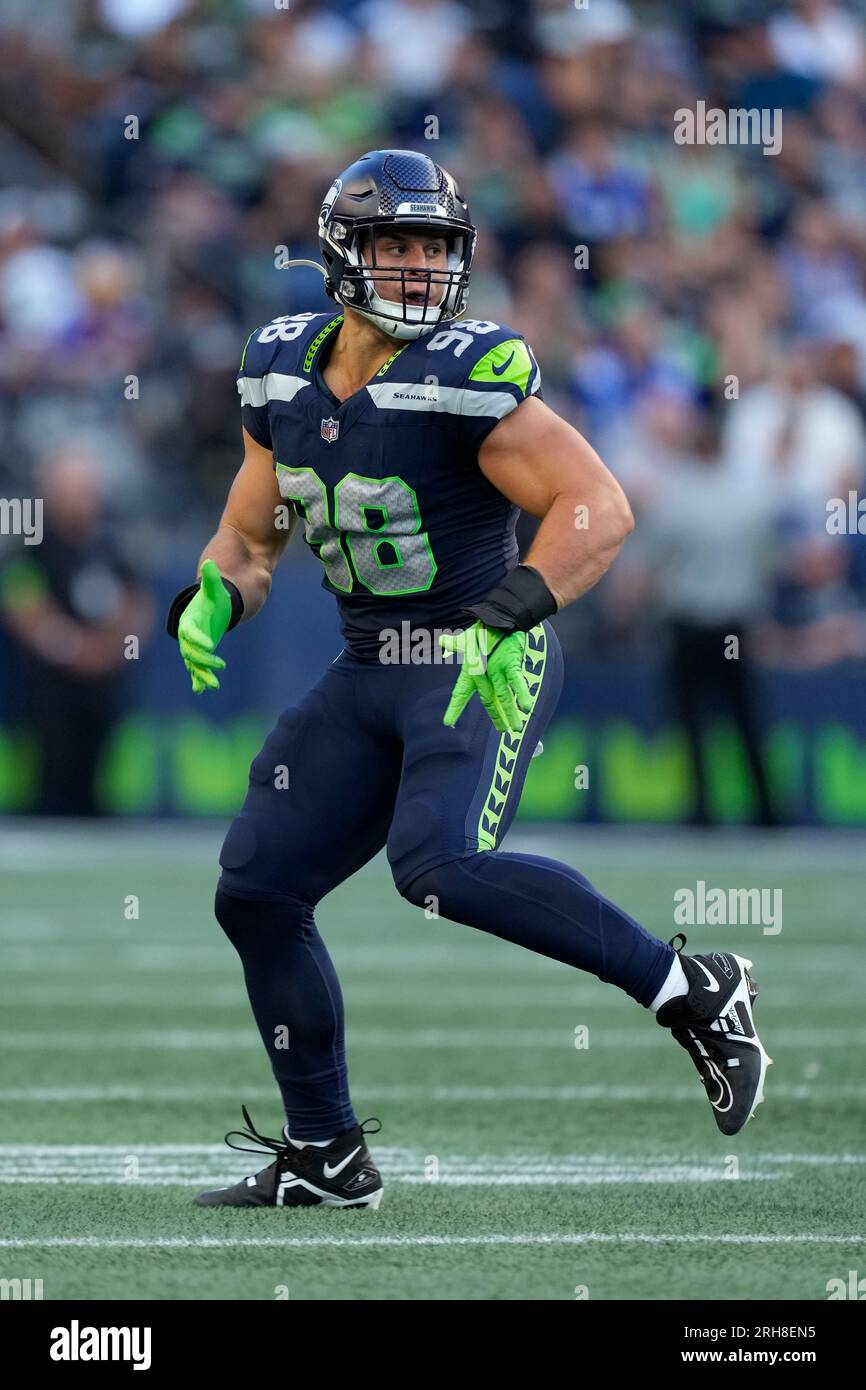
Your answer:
[168,150,771,1210]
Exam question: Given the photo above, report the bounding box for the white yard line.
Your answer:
[0,985,834,1008]
[0,1232,863,1250]
[0,1082,863,1102]
[0,1176,847,1188]
[0,1146,862,1163]
[0,1027,860,1049]
[1,1146,860,1185]
[3,946,864,976]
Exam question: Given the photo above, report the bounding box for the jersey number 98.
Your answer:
[276,465,437,596]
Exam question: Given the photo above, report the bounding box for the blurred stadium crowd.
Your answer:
[2,0,866,815]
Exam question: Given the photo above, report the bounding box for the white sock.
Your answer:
[288,1135,335,1149]
[648,955,689,1012]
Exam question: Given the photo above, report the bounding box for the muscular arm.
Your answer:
[197,428,294,622]
[478,395,634,609]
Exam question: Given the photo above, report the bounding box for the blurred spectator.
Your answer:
[0,449,154,815]
[356,0,475,97]
[758,512,866,667]
[778,201,862,328]
[639,408,780,826]
[767,0,865,85]
[723,344,866,508]
[546,120,654,245]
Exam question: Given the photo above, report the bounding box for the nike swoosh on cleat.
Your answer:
[491,351,515,376]
[323,1146,362,1179]
[693,959,721,993]
[702,1056,733,1112]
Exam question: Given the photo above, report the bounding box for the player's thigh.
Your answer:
[387,620,564,893]
[219,661,402,904]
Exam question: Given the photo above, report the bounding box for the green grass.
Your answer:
[1,824,864,1300]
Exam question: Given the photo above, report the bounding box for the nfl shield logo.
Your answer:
[321,416,340,443]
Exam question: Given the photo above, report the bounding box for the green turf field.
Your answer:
[1,823,864,1301]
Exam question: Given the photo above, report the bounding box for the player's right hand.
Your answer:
[439,621,533,733]
[177,559,231,694]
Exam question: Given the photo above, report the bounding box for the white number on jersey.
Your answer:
[425,321,500,357]
[257,313,320,345]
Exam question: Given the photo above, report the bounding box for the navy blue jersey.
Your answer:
[238,311,541,658]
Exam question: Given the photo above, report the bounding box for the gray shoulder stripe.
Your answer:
[238,374,311,408]
[238,378,266,408]
[366,382,518,418]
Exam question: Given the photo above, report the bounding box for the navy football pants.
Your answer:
[215,621,674,1139]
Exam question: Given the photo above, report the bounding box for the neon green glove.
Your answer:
[177,559,231,694]
[439,622,533,733]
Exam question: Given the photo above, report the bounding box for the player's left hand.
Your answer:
[177,559,231,694]
[439,621,533,733]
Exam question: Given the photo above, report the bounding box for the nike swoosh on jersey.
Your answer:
[491,351,515,376]
[323,1145,362,1179]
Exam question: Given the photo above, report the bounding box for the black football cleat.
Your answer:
[194,1106,384,1209]
[656,936,773,1136]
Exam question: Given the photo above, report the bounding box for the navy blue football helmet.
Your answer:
[317,149,476,340]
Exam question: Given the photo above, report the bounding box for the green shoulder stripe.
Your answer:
[468,338,533,396]
[239,330,256,373]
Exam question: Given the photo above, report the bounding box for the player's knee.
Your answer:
[397,865,440,910]
[395,860,468,921]
[214,882,308,949]
[387,793,450,897]
[218,811,320,903]
[214,883,257,946]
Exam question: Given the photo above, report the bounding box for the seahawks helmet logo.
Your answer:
[319,179,342,230]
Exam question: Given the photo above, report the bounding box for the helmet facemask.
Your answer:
[324,217,474,341]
